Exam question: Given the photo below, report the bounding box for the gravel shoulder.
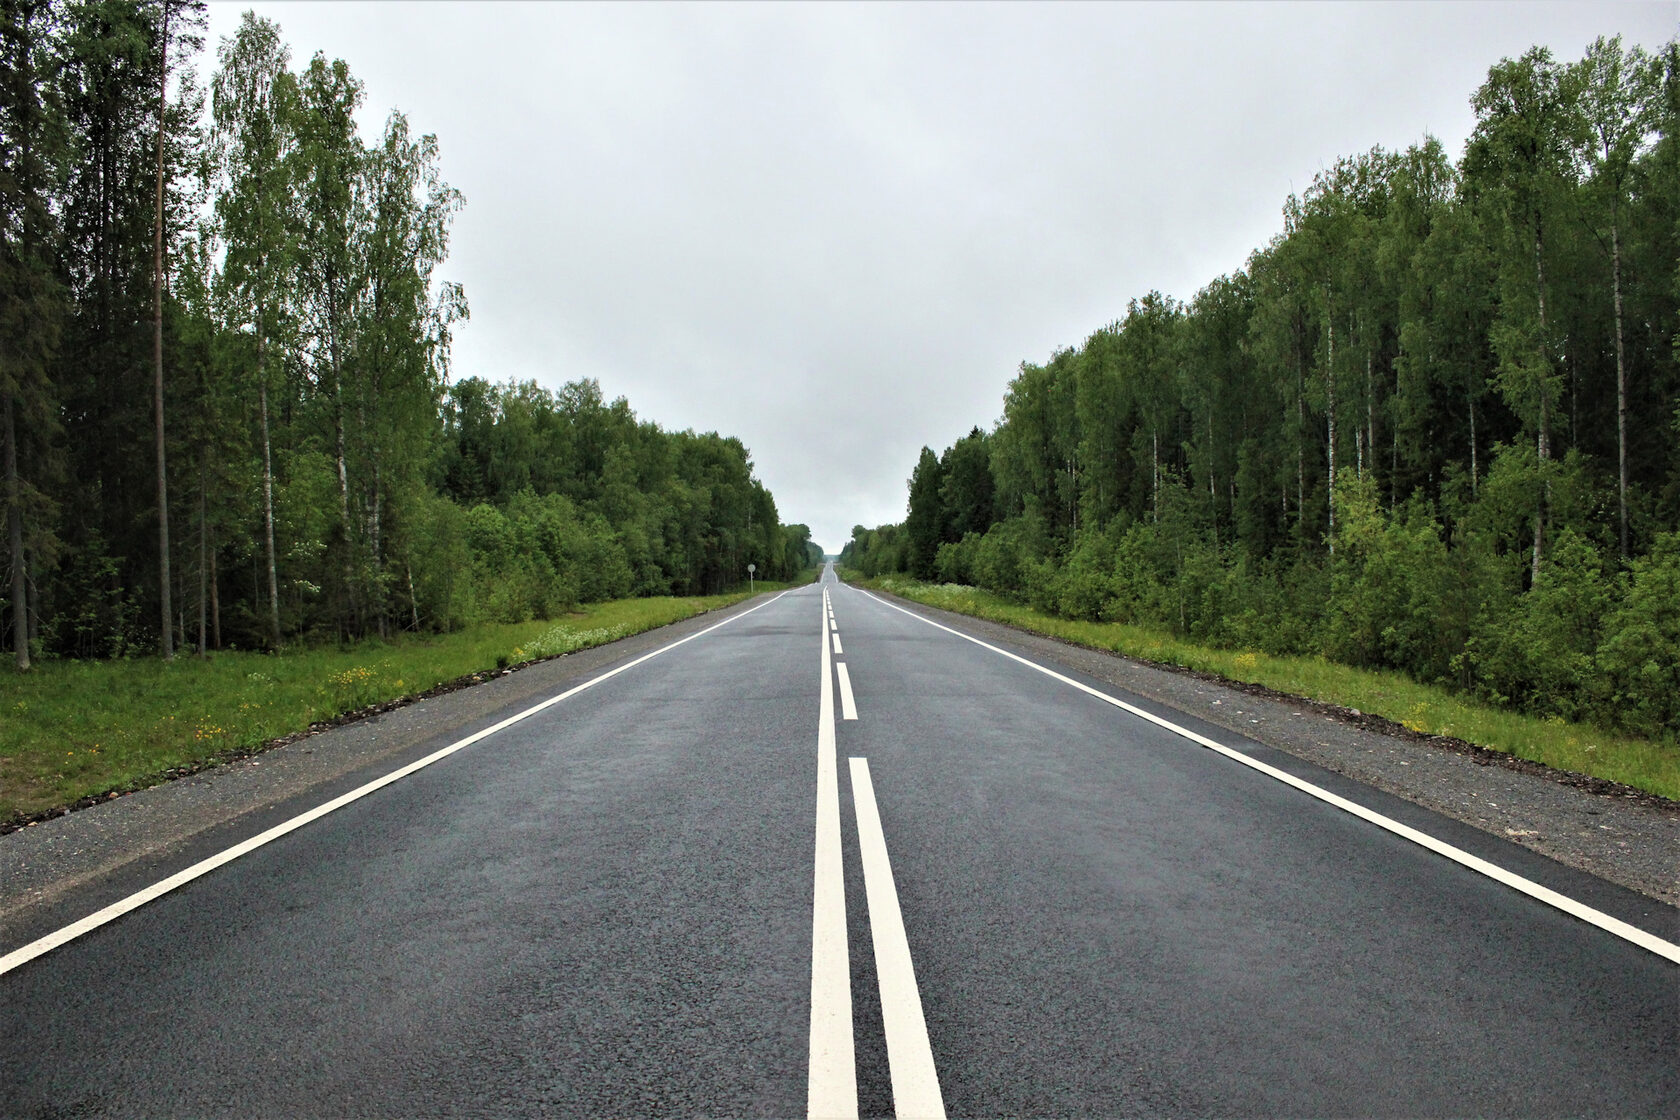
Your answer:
[0,596,776,951]
[879,591,1680,909]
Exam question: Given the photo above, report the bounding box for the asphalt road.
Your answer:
[2,566,1676,1117]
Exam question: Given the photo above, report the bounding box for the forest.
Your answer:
[1,2,817,670]
[844,37,1680,742]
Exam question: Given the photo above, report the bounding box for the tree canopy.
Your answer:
[1,4,814,664]
[844,35,1680,741]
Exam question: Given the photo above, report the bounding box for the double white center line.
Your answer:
[809,588,944,1119]
[809,589,855,1110]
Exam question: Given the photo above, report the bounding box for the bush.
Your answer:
[935,533,980,585]
[1324,474,1458,679]
[1596,533,1680,740]
[1463,530,1611,720]
[1050,527,1117,621]
[973,517,1043,595]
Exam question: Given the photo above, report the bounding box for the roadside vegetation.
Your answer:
[0,580,812,826]
[0,4,830,828]
[1,4,823,670]
[848,573,1680,803]
[844,37,1680,768]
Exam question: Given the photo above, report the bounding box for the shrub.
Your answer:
[1463,530,1611,720]
[1596,533,1680,739]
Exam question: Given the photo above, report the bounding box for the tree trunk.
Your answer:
[153,0,174,659]
[1296,352,1305,535]
[210,541,221,650]
[326,281,356,632]
[4,388,28,671]
[1151,430,1159,523]
[1391,363,1400,508]
[1532,225,1549,584]
[1365,350,1374,492]
[197,466,207,656]
[1326,305,1336,553]
[1207,411,1218,548]
[407,561,419,631]
[1469,392,1478,498]
[1611,214,1628,560]
[259,368,280,648]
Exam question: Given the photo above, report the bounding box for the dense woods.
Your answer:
[1,3,814,667]
[845,38,1680,740]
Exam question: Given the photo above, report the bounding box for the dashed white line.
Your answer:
[849,757,946,1119]
[0,590,800,979]
[809,592,857,1118]
[835,663,859,721]
[832,633,843,656]
[858,589,1680,967]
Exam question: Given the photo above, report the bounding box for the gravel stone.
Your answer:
[881,593,1680,908]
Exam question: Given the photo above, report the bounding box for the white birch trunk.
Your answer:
[1611,215,1628,560]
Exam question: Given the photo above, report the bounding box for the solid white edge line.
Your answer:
[848,757,946,1119]
[0,590,799,979]
[809,594,858,1118]
[858,590,1680,967]
[835,662,859,722]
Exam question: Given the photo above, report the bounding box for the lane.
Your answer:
[825,579,1680,1117]
[1,586,827,1116]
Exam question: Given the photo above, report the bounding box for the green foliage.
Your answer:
[1,9,806,667]
[861,34,1680,745]
[1597,533,1680,736]
[0,590,768,822]
[853,573,1680,802]
[904,446,944,580]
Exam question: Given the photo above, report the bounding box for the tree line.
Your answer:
[844,37,1680,740]
[1,3,815,668]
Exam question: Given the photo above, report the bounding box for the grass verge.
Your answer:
[851,575,1680,803]
[0,583,801,825]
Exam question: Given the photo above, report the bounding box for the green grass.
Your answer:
[0,583,802,824]
[852,575,1680,803]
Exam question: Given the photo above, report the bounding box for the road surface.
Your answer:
[2,566,1676,1117]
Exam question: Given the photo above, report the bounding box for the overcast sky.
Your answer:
[203,1,1677,554]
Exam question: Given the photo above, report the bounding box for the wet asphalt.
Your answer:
[1,567,1676,1117]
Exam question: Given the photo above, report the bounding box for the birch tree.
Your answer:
[1572,36,1656,559]
[290,51,364,631]
[210,10,292,646]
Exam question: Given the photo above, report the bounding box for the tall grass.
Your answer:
[0,585,799,823]
[859,576,1680,803]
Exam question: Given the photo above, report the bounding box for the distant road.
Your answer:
[3,565,1676,1117]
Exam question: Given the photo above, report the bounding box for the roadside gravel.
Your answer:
[882,592,1680,908]
[0,598,770,951]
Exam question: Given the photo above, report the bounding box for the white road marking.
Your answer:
[835,663,858,721]
[829,615,838,632]
[0,590,800,979]
[809,593,857,1118]
[848,757,946,1119]
[832,633,843,656]
[859,590,1680,967]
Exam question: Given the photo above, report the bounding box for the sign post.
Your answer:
[747,563,755,594]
